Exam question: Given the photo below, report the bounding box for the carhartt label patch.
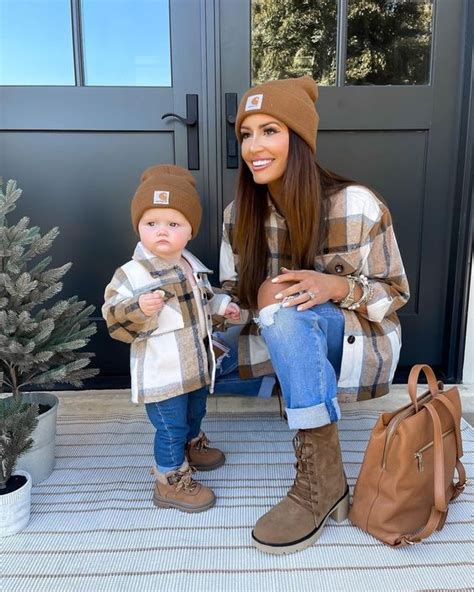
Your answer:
[153,190,170,205]
[245,94,263,111]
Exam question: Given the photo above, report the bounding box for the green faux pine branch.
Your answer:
[0,179,99,400]
[0,390,39,489]
[0,179,22,223]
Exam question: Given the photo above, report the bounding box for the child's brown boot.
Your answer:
[186,431,226,471]
[151,461,215,512]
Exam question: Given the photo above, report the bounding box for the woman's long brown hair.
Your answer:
[233,131,358,309]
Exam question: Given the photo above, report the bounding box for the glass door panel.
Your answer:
[81,0,172,87]
[346,0,433,85]
[251,0,337,86]
[0,0,75,85]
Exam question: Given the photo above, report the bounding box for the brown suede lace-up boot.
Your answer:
[186,432,226,471]
[151,461,216,513]
[252,422,349,554]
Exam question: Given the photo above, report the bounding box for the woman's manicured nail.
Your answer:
[271,277,279,283]
[274,293,283,299]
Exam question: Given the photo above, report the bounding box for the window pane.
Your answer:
[252,0,337,86]
[0,0,75,86]
[346,0,433,85]
[81,0,171,87]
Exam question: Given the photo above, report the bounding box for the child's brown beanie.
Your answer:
[235,76,319,153]
[131,164,202,236]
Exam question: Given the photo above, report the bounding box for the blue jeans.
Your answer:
[145,386,208,473]
[214,302,345,430]
[213,325,266,396]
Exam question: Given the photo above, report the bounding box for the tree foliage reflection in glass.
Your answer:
[346,0,433,85]
[251,0,433,86]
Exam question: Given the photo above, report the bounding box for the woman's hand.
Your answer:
[271,268,351,311]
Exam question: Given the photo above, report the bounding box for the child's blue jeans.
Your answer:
[145,386,208,473]
[214,301,345,430]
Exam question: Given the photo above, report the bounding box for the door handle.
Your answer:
[161,94,199,170]
[225,93,239,169]
[161,113,196,126]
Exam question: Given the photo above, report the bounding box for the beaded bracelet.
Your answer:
[338,274,373,310]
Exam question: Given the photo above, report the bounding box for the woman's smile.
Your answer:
[251,158,274,172]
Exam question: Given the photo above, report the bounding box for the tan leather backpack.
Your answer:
[349,364,466,546]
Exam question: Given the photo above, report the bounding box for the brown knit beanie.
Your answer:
[131,164,202,236]
[235,76,319,153]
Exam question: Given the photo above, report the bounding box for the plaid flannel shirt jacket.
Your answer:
[219,185,410,401]
[102,243,231,404]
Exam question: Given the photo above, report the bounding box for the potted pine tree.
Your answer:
[0,179,98,486]
[0,372,37,536]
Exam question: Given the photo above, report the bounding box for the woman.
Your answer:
[217,76,410,554]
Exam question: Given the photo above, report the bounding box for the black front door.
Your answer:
[218,0,470,381]
[0,0,212,385]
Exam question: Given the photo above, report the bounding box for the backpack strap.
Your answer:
[431,394,466,499]
[407,364,440,412]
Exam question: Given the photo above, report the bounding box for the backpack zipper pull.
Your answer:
[414,451,424,472]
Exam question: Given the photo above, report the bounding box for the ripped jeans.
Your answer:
[214,301,345,429]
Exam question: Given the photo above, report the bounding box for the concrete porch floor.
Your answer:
[56,384,474,425]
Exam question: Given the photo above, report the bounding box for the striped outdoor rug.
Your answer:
[3,410,473,592]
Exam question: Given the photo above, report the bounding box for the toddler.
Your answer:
[102,164,240,512]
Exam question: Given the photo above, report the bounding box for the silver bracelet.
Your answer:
[337,276,357,308]
[347,274,373,310]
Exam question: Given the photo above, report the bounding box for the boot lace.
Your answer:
[193,433,210,453]
[287,433,317,511]
[168,466,199,493]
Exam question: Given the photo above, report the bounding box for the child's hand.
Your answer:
[224,302,241,321]
[139,290,165,317]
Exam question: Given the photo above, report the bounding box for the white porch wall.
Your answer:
[463,254,474,383]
